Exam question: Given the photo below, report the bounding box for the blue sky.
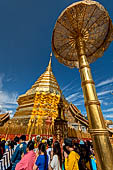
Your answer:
[0,0,113,121]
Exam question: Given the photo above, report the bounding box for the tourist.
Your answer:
[0,141,3,159]
[49,141,62,170]
[5,140,10,151]
[74,143,80,155]
[33,143,48,170]
[79,145,97,170]
[13,136,20,151]
[64,138,80,170]
[47,138,53,164]
[63,145,70,170]
[11,135,27,170]
[15,141,36,170]
[19,135,27,156]
[1,139,5,154]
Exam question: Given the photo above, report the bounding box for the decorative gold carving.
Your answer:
[89,129,109,135]
[81,80,95,87]
[79,65,90,70]
[85,100,100,106]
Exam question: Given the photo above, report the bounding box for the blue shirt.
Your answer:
[90,155,97,170]
[5,145,9,151]
[35,155,48,170]
[11,142,27,170]
[21,142,27,154]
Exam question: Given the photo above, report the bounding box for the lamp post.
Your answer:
[52,1,113,169]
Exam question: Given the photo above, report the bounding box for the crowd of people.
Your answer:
[0,135,97,170]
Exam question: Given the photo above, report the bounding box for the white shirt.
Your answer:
[50,155,61,170]
[47,147,52,164]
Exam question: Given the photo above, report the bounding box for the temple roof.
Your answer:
[0,113,10,119]
[0,113,10,125]
[69,104,89,127]
[20,54,61,97]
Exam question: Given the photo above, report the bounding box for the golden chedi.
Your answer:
[0,54,90,139]
[0,54,68,136]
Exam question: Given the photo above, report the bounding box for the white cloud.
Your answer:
[103,108,113,113]
[96,77,113,88]
[6,77,13,82]
[103,113,113,118]
[102,102,109,106]
[73,99,84,106]
[0,91,18,104]
[97,90,112,97]
[0,73,18,115]
[66,92,82,101]
[62,81,74,92]
[0,103,17,109]
[0,73,5,89]
[62,78,79,93]
[98,99,113,106]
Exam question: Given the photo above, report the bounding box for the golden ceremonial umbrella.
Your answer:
[52,0,113,170]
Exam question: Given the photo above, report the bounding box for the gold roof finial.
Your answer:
[47,52,52,71]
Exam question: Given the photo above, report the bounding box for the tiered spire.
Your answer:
[46,52,52,71]
[25,53,61,95]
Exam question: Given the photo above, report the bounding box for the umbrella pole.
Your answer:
[77,36,113,170]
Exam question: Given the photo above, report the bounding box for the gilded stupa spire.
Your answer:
[24,52,61,95]
[47,52,52,71]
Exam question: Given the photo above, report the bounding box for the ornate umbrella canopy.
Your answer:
[52,0,113,68]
